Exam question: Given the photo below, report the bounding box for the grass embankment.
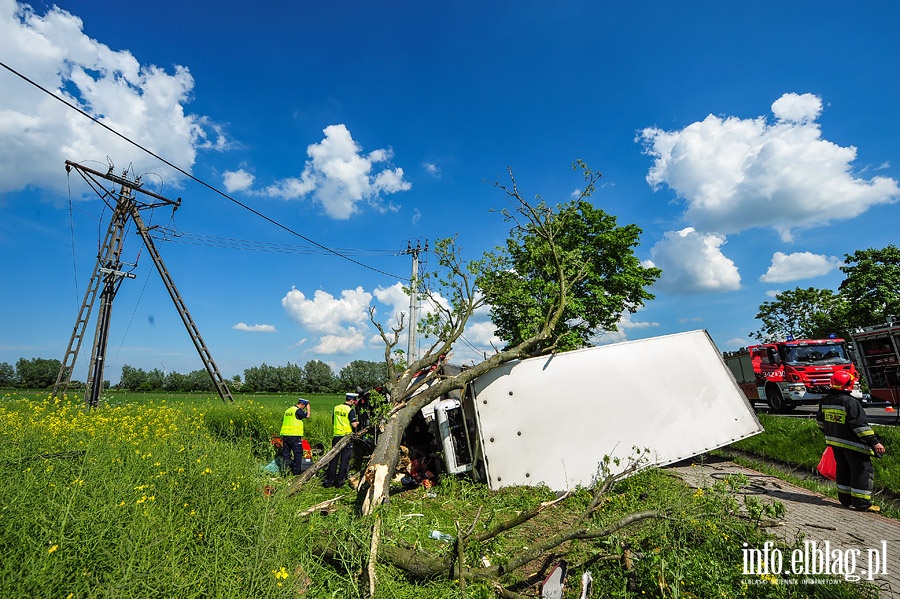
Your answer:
[726,413,900,512]
[0,391,877,598]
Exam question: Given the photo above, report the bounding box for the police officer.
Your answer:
[323,393,359,488]
[280,398,310,475]
[816,371,886,511]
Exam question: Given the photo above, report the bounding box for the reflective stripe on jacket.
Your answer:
[816,390,879,455]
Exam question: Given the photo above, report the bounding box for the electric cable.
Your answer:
[5,59,498,365]
[67,203,401,258]
[0,59,407,282]
[150,225,401,256]
[111,267,154,372]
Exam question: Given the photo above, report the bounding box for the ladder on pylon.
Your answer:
[54,187,134,404]
[53,161,234,406]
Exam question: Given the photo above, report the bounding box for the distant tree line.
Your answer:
[0,357,389,395]
[751,245,900,342]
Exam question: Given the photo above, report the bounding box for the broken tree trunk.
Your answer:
[360,402,418,514]
[312,509,665,589]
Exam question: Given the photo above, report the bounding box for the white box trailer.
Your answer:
[423,329,762,491]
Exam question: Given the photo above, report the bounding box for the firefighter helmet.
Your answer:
[830,371,854,391]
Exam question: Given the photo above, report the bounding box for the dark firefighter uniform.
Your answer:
[816,388,881,510]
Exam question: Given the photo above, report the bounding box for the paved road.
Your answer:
[668,457,900,596]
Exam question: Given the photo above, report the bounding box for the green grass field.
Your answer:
[0,391,878,598]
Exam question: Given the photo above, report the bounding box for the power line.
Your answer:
[68,203,400,258]
[0,59,407,282]
[3,59,497,361]
[153,227,402,257]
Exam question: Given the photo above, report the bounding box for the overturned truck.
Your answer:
[409,329,762,491]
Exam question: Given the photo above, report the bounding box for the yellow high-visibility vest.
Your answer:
[333,403,353,436]
[280,406,305,437]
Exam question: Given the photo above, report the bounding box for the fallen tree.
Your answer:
[297,163,661,596]
[358,162,660,515]
[309,456,667,597]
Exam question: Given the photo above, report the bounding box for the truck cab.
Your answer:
[725,338,860,413]
[749,339,859,412]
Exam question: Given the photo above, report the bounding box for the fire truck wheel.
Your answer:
[767,387,789,413]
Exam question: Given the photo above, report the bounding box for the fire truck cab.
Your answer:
[725,337,860,413]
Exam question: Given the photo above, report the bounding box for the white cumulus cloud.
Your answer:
[771,92,823,123]
[232,322,276,333]
[222,169,254,193]
[644,227,741,294]
[313,328,366,355]
[0,1,224,195]
[265,124,411,219]
[640,92,900,242]
[759,251,842,283]
[281,286,372,334]
[372,282,412,326]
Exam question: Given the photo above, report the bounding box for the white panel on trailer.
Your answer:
[469,329,762,491]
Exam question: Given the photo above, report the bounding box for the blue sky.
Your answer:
[1,0,899,384]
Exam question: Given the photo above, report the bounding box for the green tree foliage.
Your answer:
[242,363,281,392]
[839,244,900,329]
[145,368,166,391]
[118,364,144,391]
[302,360,337,393]
[164,371,188,392]
[15,357,61,389]
[479,162,661,353]
[281,363,304,392]
[339,360,388,392]
[186,369,215,392]
[118,364,214,392]
[242,363,302,393]
[0,362,15,387]
[750,245,900,342]
[750,287,848,342]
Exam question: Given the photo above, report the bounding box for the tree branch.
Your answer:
[285,427,372,496]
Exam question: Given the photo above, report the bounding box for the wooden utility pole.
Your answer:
[54,161,234,406]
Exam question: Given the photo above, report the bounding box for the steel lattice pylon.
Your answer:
[53,161,234,406]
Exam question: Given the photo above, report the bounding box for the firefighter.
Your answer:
[280,398,310,475]
[323,393,360,488]
[816,371,885,511]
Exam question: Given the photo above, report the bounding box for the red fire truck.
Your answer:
[850,322,900,405]
[724,337,860,413]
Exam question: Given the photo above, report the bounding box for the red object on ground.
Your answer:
[817,446,836,481]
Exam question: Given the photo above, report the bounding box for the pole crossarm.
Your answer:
[65,160,181,209]
[55,161,233,405]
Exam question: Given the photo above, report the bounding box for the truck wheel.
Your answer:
[767,387,789,413]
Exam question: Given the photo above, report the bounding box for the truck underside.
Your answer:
[407,330,762,491]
